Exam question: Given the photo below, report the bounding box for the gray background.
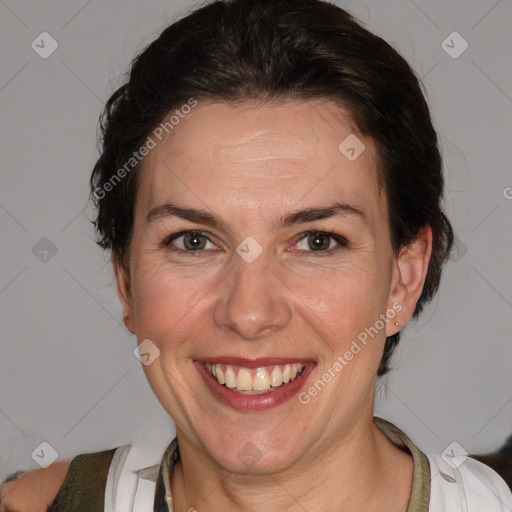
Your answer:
[1,0,511,479]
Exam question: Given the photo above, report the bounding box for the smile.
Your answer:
[204,362,307,394]
[195,358,316,411]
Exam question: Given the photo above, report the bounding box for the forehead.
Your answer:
[136,99,384,229]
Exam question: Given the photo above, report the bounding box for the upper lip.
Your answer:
[198,356,314,368]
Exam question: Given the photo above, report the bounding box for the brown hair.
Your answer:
[89,0,454,377]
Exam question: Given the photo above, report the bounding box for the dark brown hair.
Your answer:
[89,0,454,377]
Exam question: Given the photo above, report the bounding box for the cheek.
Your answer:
[290,263,389,372]
[291,260,383,324]
[131,264,208,345]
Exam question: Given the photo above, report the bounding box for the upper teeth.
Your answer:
[205,363,306,393]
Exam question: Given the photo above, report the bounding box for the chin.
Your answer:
[201,430,311,475]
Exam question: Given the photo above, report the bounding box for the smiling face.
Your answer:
[115,99,431,474]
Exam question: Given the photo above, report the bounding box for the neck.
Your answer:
[170,416,414,512]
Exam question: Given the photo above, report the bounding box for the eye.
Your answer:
[294,231,348,256]
[163,230,217,253]
[161,229,348,257]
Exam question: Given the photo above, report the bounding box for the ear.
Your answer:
[113,254,135,334]
[386,225,433,336]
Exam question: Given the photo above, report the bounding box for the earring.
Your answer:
[394,321,400,326]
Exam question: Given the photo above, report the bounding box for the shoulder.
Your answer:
[0,460,72,512]
[427,453,512,510]
[0,446,117,512]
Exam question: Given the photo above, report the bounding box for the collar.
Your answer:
[374,416,431,511]
[152,416,431,512]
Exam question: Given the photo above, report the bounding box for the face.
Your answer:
[115,99,431,474]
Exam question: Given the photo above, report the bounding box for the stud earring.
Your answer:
[394,321,400,326]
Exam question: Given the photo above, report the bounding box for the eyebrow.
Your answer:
[146,201,368,232]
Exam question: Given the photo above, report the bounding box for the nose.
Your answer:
[213,249,292,340]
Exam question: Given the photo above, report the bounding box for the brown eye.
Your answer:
[295,231,348,255]
[306,233,331,251]
[182,232,207,250]
[165,231,215,252]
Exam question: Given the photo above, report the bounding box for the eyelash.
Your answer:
[161,230,349,257]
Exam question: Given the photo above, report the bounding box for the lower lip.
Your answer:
[194,361,316,412]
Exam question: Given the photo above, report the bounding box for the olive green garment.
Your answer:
[45,416,431,511]
[45,448,116,512]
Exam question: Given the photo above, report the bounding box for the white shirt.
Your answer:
[427,453,512,511]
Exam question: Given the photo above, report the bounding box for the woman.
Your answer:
[1,0,511,510]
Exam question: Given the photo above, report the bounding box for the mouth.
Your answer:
[194,358,316,411]
[204,362,306,394]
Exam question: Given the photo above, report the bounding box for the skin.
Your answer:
[115,99,432,512]
[0,460,70,512]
